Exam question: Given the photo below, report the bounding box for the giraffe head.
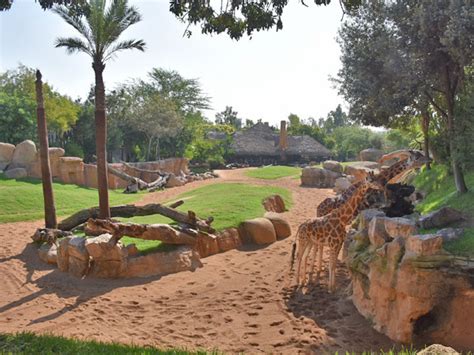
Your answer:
[406,150,432,169]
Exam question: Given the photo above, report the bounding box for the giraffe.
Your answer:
[291,178,382,292]
[316,150,430,217]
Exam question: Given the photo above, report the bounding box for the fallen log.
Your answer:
[86,219,198,245]
[58,202,215,233]
[32,228,73,245]
[107,164,148,190]
[121,161,166,177]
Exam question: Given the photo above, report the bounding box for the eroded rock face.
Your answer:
[216,228,242,252]
[166,173,186,188]
[418,207,464,229]
[195,233,220,258]
[85,234,128,278]
[0,143,15,167]
[4,168,27,179]
[38,243,58,265]
[359,148,383,162]
[9,140,37,169]
[262,194,286,213]
[121,246,202,278]
[239,218,277,245]
[301,167,340,188]
[322,160,343,174]
[67,237,90,277]
[264,212,291,239]
[347,213,474,350]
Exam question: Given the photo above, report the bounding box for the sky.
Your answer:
[0,0,347,126]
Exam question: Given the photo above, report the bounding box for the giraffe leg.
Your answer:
[328,249,337,293]
[315,244,324,285]
[301,244,312,286]
[308,243,318,284]
[296,239,308,287]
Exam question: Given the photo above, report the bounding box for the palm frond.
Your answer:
[55,37,93,56]
[104,39,145,61]
[52,6,94,50]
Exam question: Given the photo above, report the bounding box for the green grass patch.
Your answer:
[413,164,474,215]
[0,332,215,354]
[245,165,301,179]
[0,175,141,223]
[120,183,292,253]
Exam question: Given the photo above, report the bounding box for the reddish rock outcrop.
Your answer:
[262,194,286,213]
[239,218,277,245]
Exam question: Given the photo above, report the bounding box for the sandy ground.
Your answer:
[0,168,398,353]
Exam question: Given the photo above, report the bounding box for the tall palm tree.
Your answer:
[54,0,145,218]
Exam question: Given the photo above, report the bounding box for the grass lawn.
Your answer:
[0,175,141,223]
[120,183,292,254]
[245,165,301,180]
[0,332,215,355]
[414,164,474,257]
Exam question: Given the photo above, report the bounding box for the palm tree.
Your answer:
[53,0,145,218]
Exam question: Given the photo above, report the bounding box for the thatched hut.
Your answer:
[229,121,331,165]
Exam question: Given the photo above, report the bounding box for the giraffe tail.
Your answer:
[290,224,303,271]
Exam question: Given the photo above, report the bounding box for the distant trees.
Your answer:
[336,0,473,192]
[215,106,242,129]
[0,65,79,144]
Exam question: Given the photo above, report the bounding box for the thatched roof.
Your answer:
[230,122,331,160]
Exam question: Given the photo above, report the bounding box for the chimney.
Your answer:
[279,120,288,151]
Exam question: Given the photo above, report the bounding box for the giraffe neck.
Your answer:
[331,184,369,225]
[378,160,409,185]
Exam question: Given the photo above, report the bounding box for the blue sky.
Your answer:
[0,0,346,125]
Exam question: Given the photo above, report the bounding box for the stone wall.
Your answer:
[0,140,189,190]
[346,210,474,351]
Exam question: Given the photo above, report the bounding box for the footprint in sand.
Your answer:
[224,316,233,323]
[270,320,284,326]
[247,312,259,316]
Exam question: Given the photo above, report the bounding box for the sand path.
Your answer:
[0,168,397,353]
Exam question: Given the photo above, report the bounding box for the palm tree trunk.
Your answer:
[35,70,57,228]
[93,61,111,218]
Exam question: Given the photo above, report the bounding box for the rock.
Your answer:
[85,234,129,278]
[196,233,220,258]
[216,228,242,252]
[67,237,90,277]
[322,160,343,174]
[386,237,405,265]
[0,162,7,172]
[358,209,386,231]
[416,344,460,355]
[384,217,418,239]
[344,162,380,181]
[264,212,292,239]
[351,229,370,251]
[368,217,392,248]
[166,173,186,188]
[239,218,277,245]
[59,157,84,186]
[437,228,464,243]
[359,148,384,162]
[126,243,139,256]
[301,167,340,188]
[9,140,37,169]
[405,234,443,256]
[38,243,58,265]
[334,177,351,194]
[419,207,464,229]
[122,246,202,278]
[57,237,72,272]
[0,142,15,165]
[262,194,286,213]
[4,167,27,179]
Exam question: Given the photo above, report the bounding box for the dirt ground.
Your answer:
[0,168,399,353]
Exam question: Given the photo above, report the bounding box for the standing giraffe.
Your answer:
[316,150,430,217]
[291,178,382,292]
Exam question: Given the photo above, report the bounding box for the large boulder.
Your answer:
[262,194,286,212]
[405,234,443,257]
[417,344,460,355]
[121,246,202,278]
[166,173,186,188]
[322,160,343,174]
[28,147,65,178]
[4,168,27,179]
[384,217,418,239]
[368,217,392,248]
[38,243,58,265]
[437,228,464,243]
[418,207,464,229]
[195,233,220,258]
[9,140,37,169]
[0,142,15,168]
[357,209,386,231]
[344,161,380,181]
[334,177,351,194]
[359,148,384,162]
[67,237,90,277]
[85,234,128,278]
[57,236,72,272]
[301,167,340,188]
[216,228,242,252]
[239,218,277,245]
[264,212,291,239]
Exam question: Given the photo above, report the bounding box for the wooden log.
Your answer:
[58,203,214,233]
[86,219,198,245]
[107,164,148,190]
[121,161,165,176]
[32,228,72,245]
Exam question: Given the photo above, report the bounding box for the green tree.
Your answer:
[321,104,350,133]
[336,0,473,192]
[53,0,145,218]
[215,106,241,129]
[0,65,79,144]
